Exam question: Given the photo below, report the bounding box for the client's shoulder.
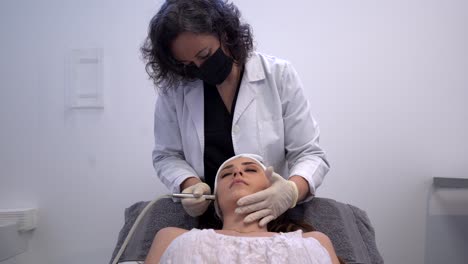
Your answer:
[303,231,333,245]
[155,227,189,240]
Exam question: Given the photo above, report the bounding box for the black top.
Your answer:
[203,69,244,191]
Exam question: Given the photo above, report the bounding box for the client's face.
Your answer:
[216,157,270,212]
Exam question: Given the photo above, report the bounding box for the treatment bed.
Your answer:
[109,197,384,264]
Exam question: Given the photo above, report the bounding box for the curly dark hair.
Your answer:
[141,0,254,92]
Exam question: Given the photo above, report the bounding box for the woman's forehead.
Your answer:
[170,32,218,61]
[223,157,261,169]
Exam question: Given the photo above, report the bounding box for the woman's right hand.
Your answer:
[181,181,212,217]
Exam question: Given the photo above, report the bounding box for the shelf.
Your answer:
[433,177,468,189]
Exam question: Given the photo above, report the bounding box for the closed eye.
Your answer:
[196,49,211,61]
[221,172,232,178]
[198,53,210,60]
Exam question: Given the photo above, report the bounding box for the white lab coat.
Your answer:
[153,52,330,198]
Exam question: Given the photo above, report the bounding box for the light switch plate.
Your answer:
[66,48,104,109]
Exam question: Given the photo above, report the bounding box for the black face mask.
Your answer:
[185,47,233,86]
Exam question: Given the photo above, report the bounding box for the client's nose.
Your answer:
[232,167,243,177]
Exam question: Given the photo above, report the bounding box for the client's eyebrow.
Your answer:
[241,162,258,166]
[220,162,260,171]
[221,164,233,171]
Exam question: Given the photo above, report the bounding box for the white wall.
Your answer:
[0,1,162,263]
[0,0,466,263]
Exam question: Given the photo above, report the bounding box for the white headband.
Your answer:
[213,153,266,218]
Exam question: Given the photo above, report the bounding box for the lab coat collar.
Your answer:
[243,52,265,82]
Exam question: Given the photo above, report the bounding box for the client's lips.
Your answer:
[230,179,247,188]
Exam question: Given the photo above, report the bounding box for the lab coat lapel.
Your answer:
[184,82,204,150]
[233,53,265,125]
[232,78,256,125]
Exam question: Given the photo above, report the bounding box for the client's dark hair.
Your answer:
[267,213,316,232]
[197,207,315,232]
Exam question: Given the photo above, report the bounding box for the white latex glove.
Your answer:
[235,167,299,227]
[181,182,212,217]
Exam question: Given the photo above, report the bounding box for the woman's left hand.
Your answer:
[235,167,299,227]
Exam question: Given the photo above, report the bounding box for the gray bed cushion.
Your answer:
[109,197,383,264]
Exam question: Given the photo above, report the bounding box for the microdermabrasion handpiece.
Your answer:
[172,193,216,200]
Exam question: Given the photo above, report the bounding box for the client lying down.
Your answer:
[145,154,342,264]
